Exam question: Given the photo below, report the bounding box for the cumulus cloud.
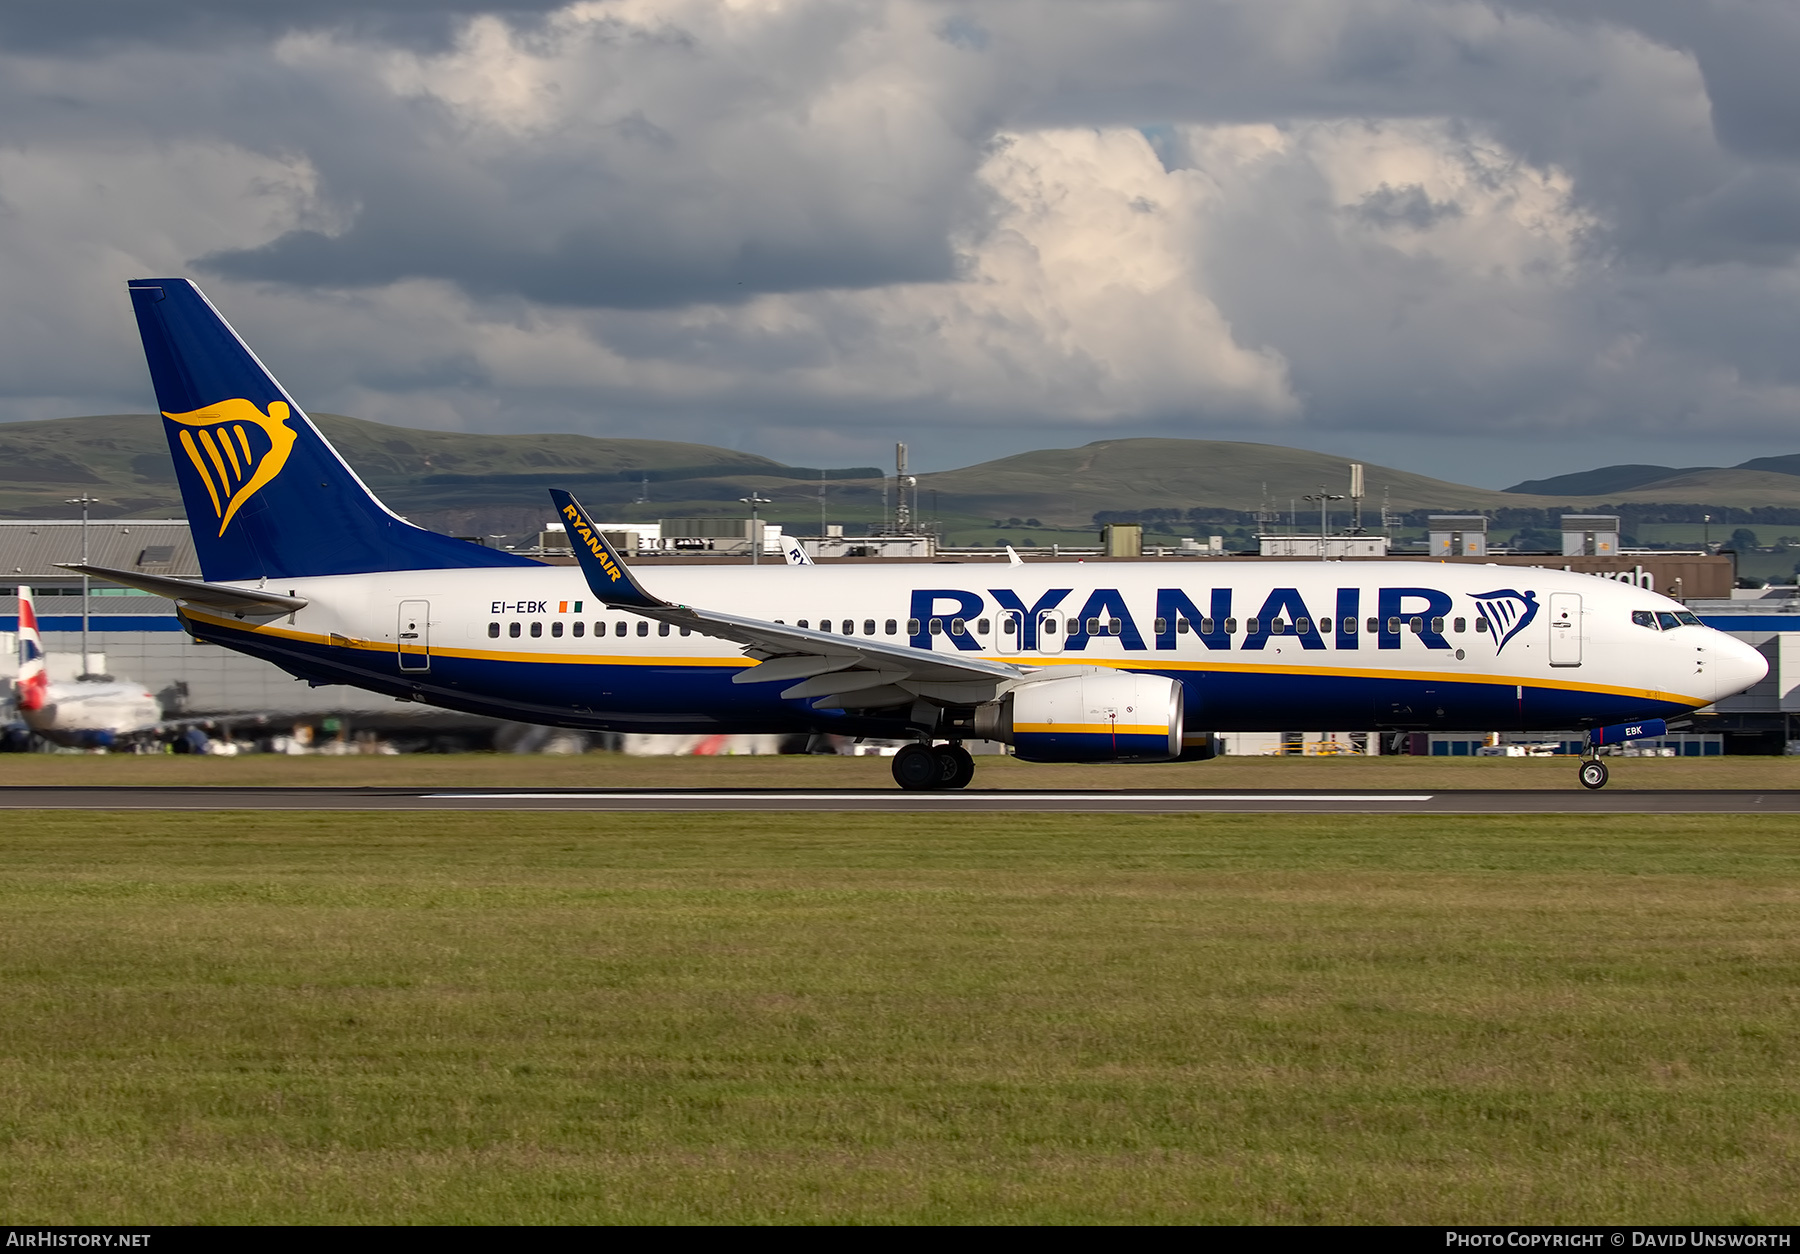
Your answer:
[0,0,1797,482]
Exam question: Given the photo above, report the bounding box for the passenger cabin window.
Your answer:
[1085,618,1100,635]
[1296,617,1311,634]
[1342,617,1357,635]
[1176,618,1190,634]
[1270,619,1286,635]
[1107,619,1121,636]
[797,619,808,628]
[573,622,584,637]
[1154,617,1169,635]
[530,621,543,637]
[977,618,989,635]
[885,619,897,635]
[1410,616,1424,633]
[1041,618,1057,635]
[1245,617,1260,635]
[488,622,499,638]
[1368,617,1380,634]
[1656,611,1681,630]
[1223,618,1237,634]
[659,623,670,636]
[509,622,521,637]
[950,619,966,636]
[680,627,691,636]
[1476,617,1489,633]
[1453,617,1465,633]
[1002,616,1018,635]
[1387,617,1401,634]
[637,622,649,636]
[907,618,921,634]
[1632,610,1657,629]
[551,621,563,638]
[1430,617,1445,633]
[864,619,876,636]
[929,619,944,635]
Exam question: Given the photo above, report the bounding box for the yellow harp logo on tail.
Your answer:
[162,399,299,537]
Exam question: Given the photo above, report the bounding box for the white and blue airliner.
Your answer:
[64,279,1766,790]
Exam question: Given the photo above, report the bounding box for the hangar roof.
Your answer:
[0,519,197,582]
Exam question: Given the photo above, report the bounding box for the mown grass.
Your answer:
[2,811,1797,1224]
[4,750,1799,790]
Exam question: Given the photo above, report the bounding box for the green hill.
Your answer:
[917,438,1565,524]
[12,415,1800,539]
[0,412,860,521]
[1505,465,1715,496]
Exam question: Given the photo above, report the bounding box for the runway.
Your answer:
[4,786,1800,813]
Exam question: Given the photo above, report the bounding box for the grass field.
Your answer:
[2,810,1798,1224]
[4,750,1800,790]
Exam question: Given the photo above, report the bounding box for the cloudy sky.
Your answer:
[1,0,1797,484]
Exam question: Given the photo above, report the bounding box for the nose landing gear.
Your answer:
[892,741,976,790]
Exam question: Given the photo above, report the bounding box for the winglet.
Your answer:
[548,489,667,610]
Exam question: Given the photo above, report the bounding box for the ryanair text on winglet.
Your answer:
[562,502,623,583]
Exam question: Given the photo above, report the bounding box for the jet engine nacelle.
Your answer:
[973,671,1183,763]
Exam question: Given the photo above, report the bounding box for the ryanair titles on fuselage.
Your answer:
[896,583,1536,654]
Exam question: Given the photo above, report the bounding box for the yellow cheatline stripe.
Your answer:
[197,426,233,489]
[1014,722,1168,737]
[180,608,750,668]
[179,609,1708,707]
[178,429,222,516]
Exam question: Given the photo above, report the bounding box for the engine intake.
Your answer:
[974,671,1183,763]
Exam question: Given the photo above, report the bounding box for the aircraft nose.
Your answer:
[1710,632,1768,702]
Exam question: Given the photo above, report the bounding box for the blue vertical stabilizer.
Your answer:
[128,279,540,581]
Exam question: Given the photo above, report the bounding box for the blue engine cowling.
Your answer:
[974,671,1184,763]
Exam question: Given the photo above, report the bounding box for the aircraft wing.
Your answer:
[57,564,307,616]
[549,489,1035,709]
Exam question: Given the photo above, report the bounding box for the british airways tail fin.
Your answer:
[127,279,539,581]
[14,586,47,712]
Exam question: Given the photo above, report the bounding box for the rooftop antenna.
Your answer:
[1380,485,1392,537]
[818,469,827,539]
[1255,482,1276,534]
[636,473,649,505]
[1349,462,1365,534]
[895,443,912,534]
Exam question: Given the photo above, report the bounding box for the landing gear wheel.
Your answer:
[893,743,942,791]
[933,743,976,790]
[1579,759,1609,790]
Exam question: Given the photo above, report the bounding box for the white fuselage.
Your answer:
[20,678,162,748]
[174,559,1767,737]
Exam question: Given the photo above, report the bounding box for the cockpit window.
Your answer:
[1656,611,1682,630]
[1632,610,1657,629]
[1676,611,1702,627]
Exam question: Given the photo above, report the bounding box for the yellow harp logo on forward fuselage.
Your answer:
[162,399,299,537]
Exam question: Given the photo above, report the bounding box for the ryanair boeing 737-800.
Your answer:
[61,279,1766,790]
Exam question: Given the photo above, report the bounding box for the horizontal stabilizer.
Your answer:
[57,564,308,614]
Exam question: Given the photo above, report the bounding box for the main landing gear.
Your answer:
[892,741,976,791]
[1578,756,1610,790]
